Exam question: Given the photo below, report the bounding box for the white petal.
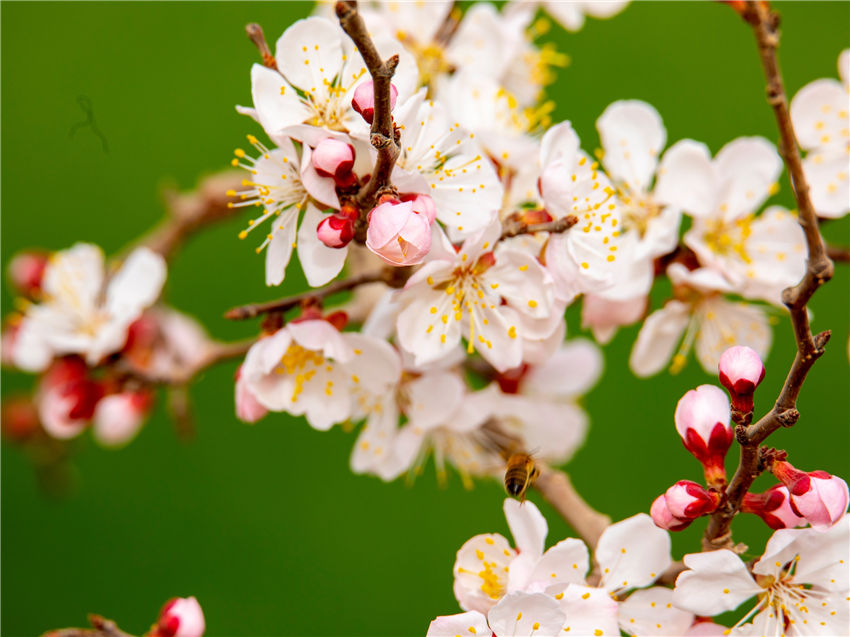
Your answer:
[528,538,590,589]
[300,145,340,210]
[340,332,400,393]
[540,121,581,171]
[488,592,566,637]
[629,301,690,377]
[296,203,348,287]
[673,550,760,616]
[597,100,666,192]
[789,78,847,150]
[404,371,465,431]
[396,283,463,368]
[426,611,490,637]
[803,150,850,218]
[714,136,782,221]
[453,533,516,614]
[250,64,311,140]
[655,140,717,218]
[694,299,771,375]
[42,243,104,313]
[10,319,53,372]
[275,17,343,93]
[596,513,671,593]
[288,319,352,363]
[504,498,548,559]
[558,584,620,636]
[264,209,298,286]
[618,586,694,636]
[350,398,404,481]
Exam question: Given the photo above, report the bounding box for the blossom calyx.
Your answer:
[664,480,721,519]
[351,80,398,124]
[316,214,355,249]
[718,346,765,413]
[365,200,432,266]
[770,460,849,529]
[7,251,48,297]
[311,138,356,187]
[741,485,806,530]
[153,596,205,637]
[674,385,733,487]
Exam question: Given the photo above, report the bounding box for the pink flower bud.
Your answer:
[155,597,205,637]
[311,138,356,187]
[235,366,267,423]
[650,494,692,531]
[37,357,103,439]
[664,480,721,519]
[352,80,398,124]
[772,461,849,529]
[316,214,354,249]
[674,385,733,487]
[7,251,48,297]
[93,391,153,447]
[365,200,432,266]
[401,193,437,225]
[742,485,806,530]
[718,346,765,413]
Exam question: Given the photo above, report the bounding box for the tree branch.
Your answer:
[826,243,850,263]
[535,463,612,549]
[139,171,244,260]
[335,1,401,240]
[245,23,277,70]
[224,268,407,320]
[702,1,834,550]
[500,215,579,241]
[42,615,136,637]
[121,339,255,387]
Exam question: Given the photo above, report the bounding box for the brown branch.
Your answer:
[500,215,579,241]
[434,2,462,46]
[225,269,406,320]
[139,171,244,260]
[702,1,834,551]
[535,463,612,549]
[826,243,850,263]
[42,615,136,637]
[121,338,255,387]
[335,1,401,240]
[245,23,277,70]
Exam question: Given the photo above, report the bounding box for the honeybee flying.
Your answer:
[504,453,539,501]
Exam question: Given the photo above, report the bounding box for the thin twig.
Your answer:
[702,1,834,551]
[120,339,255,387]
[139,171,244,260]
[434,1,462,46]
[225,269,405,320]
[826,243,850,263]
[500,215,579,241]
[335,1,401,240]
[245,23,278,70]
[42,615,136,637]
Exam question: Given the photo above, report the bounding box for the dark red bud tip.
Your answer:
[325,311,348,331]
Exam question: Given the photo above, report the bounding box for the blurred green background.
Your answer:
[2,2,848,636]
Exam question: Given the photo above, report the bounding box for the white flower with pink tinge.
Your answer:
[391,90,504,241]
[538,121,625,303]
[395,217,560,372]
[659,136,806,306]
[241,319,400,431]
[451,500,691,636]
[630,264,772,377]
[506,0,629,32]
[673,516,850,636]
[12,243,166,372]
[154,596,205,637]
[790,49,850,219]
[241,16,416,145]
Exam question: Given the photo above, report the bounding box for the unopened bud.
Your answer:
[742,485,806,530]
[154,597,205,637]
[316,214,355,249]
[674,385,733,487]
[7,251,48,297]
[1,395,40,441]
[650,494,692,531]
[365,200,432,266]
[311,138,356,187]
[664,480,721,519]
[93,391,153,447]
[37,357,103,439]
[401,193,437,225]
[352,80,398,124]
[718,346,765,413]
[235,366,268,423]
[771,460,849,529]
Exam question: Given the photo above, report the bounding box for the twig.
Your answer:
[139,171,244,260]
[245,23,277,70]
[500,215,578,241]
[148,339,255,385]
[335,1,401,239]
[42,614,136,637]
[225,269,405,320]
[826,243,850,263]
[702,1,834,551]
[535,463,612,549]
[434,1,462,46]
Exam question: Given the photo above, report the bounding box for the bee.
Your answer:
[504,453,540,501]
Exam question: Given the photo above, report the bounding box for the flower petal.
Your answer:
[596,513,671,593]
[296,203,348,287]
[488,591,566,637]
[597,99,666,192]
[655,140,717,218]
[504,498,548,559]
[629,301,690,377]
[673,550,760,616]
[618,586,695,637]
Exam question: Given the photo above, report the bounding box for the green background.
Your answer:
[2,2,848,636]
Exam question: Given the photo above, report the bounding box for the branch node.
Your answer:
[776,408,800,427]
